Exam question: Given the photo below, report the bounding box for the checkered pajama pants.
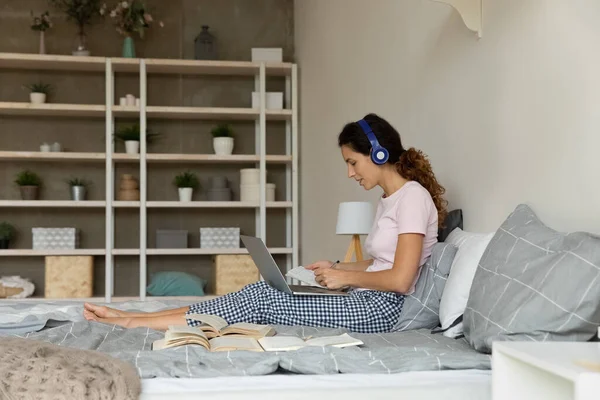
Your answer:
[185,281,405,334]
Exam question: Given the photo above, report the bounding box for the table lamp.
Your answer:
[336,202,374,262]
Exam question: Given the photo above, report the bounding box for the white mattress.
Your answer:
[140,370,492,400]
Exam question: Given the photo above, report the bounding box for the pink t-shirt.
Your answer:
[363,181,438,295]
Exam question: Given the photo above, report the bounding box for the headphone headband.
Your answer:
[357,119,389,165]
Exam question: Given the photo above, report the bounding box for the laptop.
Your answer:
[240,235,349,296]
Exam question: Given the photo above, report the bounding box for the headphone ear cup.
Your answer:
[371,147,389,165]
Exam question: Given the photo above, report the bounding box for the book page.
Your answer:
[152,337,209,351]
[209,336,264,352]
[185,313,229,333]
[285,266,325,287]
[165,329,208,341]
[305,333,364,348]
[167,325,208,338]
[222,323,275,338]
[258,336,307,352]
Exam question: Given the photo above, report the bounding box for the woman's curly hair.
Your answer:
[395,148,448,227]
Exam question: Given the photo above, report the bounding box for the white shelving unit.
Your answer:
[0,52,299,303]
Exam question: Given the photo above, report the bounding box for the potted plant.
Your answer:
[173,171,199,202]
[67,177,89,201]
[50,0,104,56]
[0,223,15,249]
[24,82,52,104]
[30,11,53,54]
[211,123,234,156]
[15,170,42,200]
[114,123,159,154]
[106,0,163,58]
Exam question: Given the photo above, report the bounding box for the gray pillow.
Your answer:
[393,242,458,331]
[439,209,463,242]
[464,204,600,353]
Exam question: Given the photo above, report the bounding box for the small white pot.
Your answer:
[178,187,193,202]
[30,92,46,104]
[125,140,140,154]
[213,137,234,155]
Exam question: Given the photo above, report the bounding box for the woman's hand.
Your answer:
[305,260,334,271]
[313,267,348,290]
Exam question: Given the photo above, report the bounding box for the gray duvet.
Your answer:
[0,300,490,378]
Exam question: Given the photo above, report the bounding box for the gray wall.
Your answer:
[0,0,294,297]
[295,0,600,267]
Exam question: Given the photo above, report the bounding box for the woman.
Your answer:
[84,113,447,334]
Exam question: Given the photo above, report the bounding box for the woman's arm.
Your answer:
[338,259,373,271]
[314,234,423,293]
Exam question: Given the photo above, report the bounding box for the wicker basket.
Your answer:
[45,256,93,298]
[212,254,259,295]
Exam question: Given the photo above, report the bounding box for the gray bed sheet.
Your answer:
[0,299,490,378]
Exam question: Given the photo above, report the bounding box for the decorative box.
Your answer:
[252,92,284,109]
[45,256,93,298]
[156,230,188,249]
[213,254,259,295]
[240,168,260,185]
[240,183,275,202]
[200,227,240,249]
[251,48,282,62]
[32,228,79,250]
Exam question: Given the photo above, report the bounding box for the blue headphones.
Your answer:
[357,119,389,165]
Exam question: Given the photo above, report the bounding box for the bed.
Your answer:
[0,298,492,399]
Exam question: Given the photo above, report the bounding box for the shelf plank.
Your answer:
[0,103,291,120]
[267,201,293,208]
[112,153,140,162]
[0,249,105,256]
[0,151,105,162]
[113,201,140,208]
[147,106,258,120]
[145,154,292,163]
[112,249,140,255]
[147,201,256,208]
[143,58,293,76]
[0,102,105,117]
[111,105,292,121]
[0,248,292,257]
[0,200,105,207]
[0,52,106,71]
[146,247,292,255]
[146,201,292,208]
[0,53,293,76]
[0,152,290,164]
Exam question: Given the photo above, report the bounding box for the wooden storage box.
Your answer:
[45,256,93,298]
[213,254,259,295]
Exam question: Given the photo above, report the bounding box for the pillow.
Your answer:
[463,204,600,353]
[438,209,463,242]
[146,271,206,296]
[439,228,494,338]
[393,242,458,331]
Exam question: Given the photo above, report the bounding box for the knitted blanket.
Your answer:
[0,337,140,400]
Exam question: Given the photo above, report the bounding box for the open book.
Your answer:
[285,266,325,288]
[258,333,363,352]
[153,325,363,352]
[185,313,276,339]
[152,325,266,352]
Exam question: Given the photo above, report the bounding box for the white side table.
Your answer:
[492,342,600,400]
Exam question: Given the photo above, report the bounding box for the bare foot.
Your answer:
[84,302,126,318]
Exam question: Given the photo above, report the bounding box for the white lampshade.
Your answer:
[335,202,374,235]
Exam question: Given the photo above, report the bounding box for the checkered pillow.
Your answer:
[464,204,600,353]
[393,242,458,331]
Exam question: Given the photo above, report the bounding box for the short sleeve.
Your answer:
[395,187,431,236]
